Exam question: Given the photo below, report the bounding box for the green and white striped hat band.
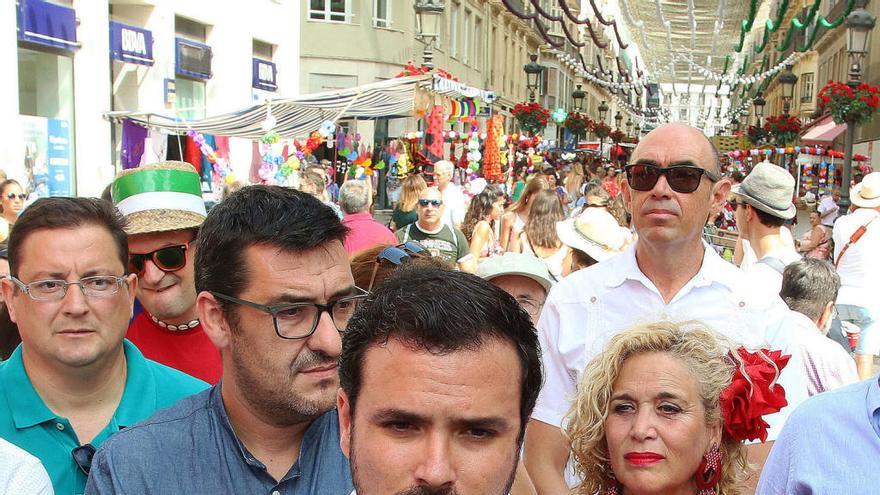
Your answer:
[112,163,207,219]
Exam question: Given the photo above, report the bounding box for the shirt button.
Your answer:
[738,301,746,308]
[590,296,597,303]
[272,491,281,495]
[55,423,65,431]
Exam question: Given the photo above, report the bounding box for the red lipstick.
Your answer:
[624,452,665,465]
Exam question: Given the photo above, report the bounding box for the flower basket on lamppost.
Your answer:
[764,115,803,147]
[746,125,769,146]
[564,112,592,143]
[512,102,550,137]
[818,81,880,126]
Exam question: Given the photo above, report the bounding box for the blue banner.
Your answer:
[252,58,277,91]
[47,119,72,197]
[110,21,154,66]
[17,0,78,51]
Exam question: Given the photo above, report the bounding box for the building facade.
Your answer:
[4,0,300,197]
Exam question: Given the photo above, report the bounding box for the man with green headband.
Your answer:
[112,162,221,383]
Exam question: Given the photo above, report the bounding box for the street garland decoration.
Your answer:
[818,80,880,126]
[564,112,592,139]
[763,115,802,146]
[512,102,550,137]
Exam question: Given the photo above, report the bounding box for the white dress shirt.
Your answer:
[533,242,809,442]
[0,437,53,495]
[818,196,840,227]
[788,311,859,396]
[833,208,880,309]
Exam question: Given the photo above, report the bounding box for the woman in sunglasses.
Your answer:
[0,180,26,243]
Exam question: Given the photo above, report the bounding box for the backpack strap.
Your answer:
[757,256,787,275]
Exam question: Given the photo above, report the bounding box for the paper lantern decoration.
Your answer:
[482,115,504,181]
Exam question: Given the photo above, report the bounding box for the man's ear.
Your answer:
[816,301,835,334]
[711,178,732,212]
[338,388,352,458]
[621,179,632,210]
[197,291,233,351]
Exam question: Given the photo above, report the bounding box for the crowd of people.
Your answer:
[0,122,877,495]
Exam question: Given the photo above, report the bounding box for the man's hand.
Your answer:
[523,419,571,495]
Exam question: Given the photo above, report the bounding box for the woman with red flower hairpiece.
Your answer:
[565,321,789,495]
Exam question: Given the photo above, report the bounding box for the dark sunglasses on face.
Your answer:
[6,193,26,200]
[418,199,443,207]
[368,242,428,291]
[128,243,189,275]
[624,163,720,194]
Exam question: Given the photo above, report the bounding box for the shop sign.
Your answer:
[47,119,72,197]
[20,116,72,198]
[17,0,79,51]
[252,58,277,91]
[110,21,154,66]
[175,38,212,80]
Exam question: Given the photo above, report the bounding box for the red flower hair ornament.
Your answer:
[719,347,790,443]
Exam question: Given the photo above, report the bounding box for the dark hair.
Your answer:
[8,198,128,277]
[461,189,502,241]
[570,248,598,270]
[349,243,452,289]
[751,205,786,228]
[340,266,543,441]
[523,189,564,249]
[780,258,841,321]
[195,185,349,303]
[0,304,20,361]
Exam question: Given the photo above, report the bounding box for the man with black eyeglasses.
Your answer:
[524,123,809,493]
[86,186,359,494]
[111,161,222,384]
[0,197,208,495]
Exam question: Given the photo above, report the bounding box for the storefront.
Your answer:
[16,0,77,197]
[175,38,211,120]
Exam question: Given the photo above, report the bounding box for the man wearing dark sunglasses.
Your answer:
[396,187,475,273]
[525,123,809,493]
[0,198,207,495]
[111,162,221,384]
[87,186,357,494]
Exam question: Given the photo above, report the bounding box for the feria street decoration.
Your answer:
[818,80,880,126]
[512,102,550,137]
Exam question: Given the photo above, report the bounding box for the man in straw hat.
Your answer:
[730,161,800,294]
[111,161,221,383]
[524,123,808,492]
[833,171,880,379]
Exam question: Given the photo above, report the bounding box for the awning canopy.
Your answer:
[105,76,439,140]
[801,114,848,146]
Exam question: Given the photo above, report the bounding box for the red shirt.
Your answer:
[126,312,222,384]
[341,212,398,256]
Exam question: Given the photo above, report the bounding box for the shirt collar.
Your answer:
[606,241,734,289]
[0,340,154,429]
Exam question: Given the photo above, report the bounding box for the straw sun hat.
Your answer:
[111,161,207,235]
[851,172,880,208]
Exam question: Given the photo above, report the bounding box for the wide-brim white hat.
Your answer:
[851,172,880,208]
[556,208,630,262]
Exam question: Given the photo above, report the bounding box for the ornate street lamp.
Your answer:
[614,111,623,130]
[626,118,633,136]
[634,123,641,136]
[524,54,544,102]
[839,0,877,214]
[414,0,446,71]
[779,66,799,116]
[571,84,586,112]
[753,92,766,127]
[597,100,609,121]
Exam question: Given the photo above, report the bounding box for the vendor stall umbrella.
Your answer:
[524,54,545,102]
[414,0,446,70]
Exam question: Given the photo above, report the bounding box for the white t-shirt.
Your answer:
[533,242,809,436]
[441,183,467,228]
[742,244,801,298]
[833,208,880,309]
[818,196,840,227]
[0,438,53,495]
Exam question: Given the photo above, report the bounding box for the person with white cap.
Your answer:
[112,161,221,384]
[833,171,880,379]
[731,161,800,294]
[478,252,553,326]
[556,207,632,273]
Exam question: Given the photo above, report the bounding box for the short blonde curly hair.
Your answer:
[564,321,749,495]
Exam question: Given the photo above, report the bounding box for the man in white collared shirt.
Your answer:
[523,123,809,494]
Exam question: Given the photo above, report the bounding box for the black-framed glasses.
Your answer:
[729,198,743,210]
[128,243,189,275]
[211,287,369,339]
[5,193,26,200]
[72,444,96,475]
[368,242,427,291]
[418,199,443,207]
[10,275,128,302]
[625,163,720,194]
